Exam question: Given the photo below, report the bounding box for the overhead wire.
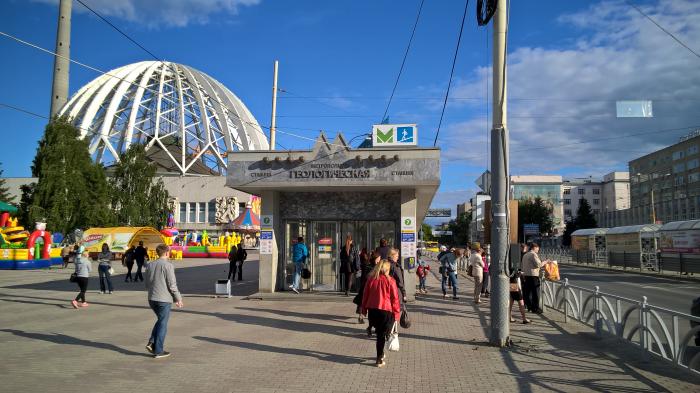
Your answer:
[625,0,700,60]
[433,0,470,147]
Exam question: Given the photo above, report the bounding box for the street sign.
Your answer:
[261,215,273,229]
[372,124,417,146]
[475,170,491,193]
[260,230,273,254]
[426,208,451,217]
[433,230,453,236]
[401,217,416,231]
[523,224,539,235]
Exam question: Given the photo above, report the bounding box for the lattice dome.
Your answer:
[59,61,269,175]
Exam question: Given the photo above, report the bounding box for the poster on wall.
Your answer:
[659,230,700,253]
[401,231,417,270]
[571,236,594,251]
[606,233,639,253]
[259,231,273,255]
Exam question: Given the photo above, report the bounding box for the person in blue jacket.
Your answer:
[289,236,309,294]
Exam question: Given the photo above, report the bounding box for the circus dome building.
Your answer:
[58,61,269,175]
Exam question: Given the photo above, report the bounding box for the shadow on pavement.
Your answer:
[192,336,371,365]
[0,328,150,357]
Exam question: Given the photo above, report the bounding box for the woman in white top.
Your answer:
[469,246,485,303]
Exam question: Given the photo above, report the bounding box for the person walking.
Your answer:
[289,237,309,294]
[227,244,238,281]
[469,246,485,303]
[340,234,359,296]
[134,241,148,282]
[71,250,92,309]
[97,244,114,294]
[416,259,430,294]
[354,250,379,325]
[235,243,247,281]
[360,259,401,368]
[522,242,546,313]
[145,244,183,359]
[376,238,391,260]
[387,248,406,304]
[480,249,490,298]
[509,270,531,324]
[122,245,136,282]
[439,248,459,300]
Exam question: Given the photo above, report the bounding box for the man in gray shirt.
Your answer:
[145,244,183,359]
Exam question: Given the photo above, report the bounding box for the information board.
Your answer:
[260,230,273,255]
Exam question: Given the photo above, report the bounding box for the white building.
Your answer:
[563,172,630,225]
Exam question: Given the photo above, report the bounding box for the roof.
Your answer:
[571,228,609,236]
[660,219,700,231]
[606,224,661,235]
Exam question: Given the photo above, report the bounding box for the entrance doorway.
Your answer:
[312,221,338,291]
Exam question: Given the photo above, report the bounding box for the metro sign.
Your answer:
[372,124,418,146]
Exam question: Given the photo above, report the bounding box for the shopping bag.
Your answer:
[544,261,560,281]
[386,322,400,352]
[400,306,411,329]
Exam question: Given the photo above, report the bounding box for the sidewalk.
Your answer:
[0,258,698,393]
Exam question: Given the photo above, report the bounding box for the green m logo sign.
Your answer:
[376,128,394,143]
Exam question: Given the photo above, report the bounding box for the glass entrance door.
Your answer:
[370,221,396,251]
[312,221,338,291]
[284,221,307,289]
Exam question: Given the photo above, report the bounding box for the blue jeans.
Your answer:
[441,271,458,297]
[149,300,172,355]
[98,265,113,292]
[419,276,427,290]
[292,263,303,290]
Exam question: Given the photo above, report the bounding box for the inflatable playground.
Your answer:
[0,202,62,269]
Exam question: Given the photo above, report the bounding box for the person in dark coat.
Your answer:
[235,244,247,281]
[134,241,148,282]
[387,248,406,304]
[122,245,136,282]
[354,250,379,324]
[376,238,391,260]
[340,234,359,296]
[227,244,238,281]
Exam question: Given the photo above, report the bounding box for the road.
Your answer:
[558,264,699,315]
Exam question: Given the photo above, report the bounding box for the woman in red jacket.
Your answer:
[361,259,401,368]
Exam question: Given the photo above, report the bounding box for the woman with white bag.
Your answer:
[361,259,401,368]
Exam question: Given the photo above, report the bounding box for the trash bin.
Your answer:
[215,279,231,298]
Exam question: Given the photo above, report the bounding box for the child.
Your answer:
[416,259,430,294]
[509,270,531,324]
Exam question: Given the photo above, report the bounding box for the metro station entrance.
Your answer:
[283,220,396,291]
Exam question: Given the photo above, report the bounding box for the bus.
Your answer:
[419,240,439,253]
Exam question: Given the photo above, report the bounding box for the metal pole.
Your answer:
[489,0,510,347]
[269,60,279,150]
[49,0,72,118]
[650,188,655,224]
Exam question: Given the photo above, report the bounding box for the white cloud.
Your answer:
[442,0,700,177]
[34,0,261,27]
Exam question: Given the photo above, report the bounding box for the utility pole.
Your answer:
[269,60,279,150]
[489,0,510,347]
[50,0,72,118]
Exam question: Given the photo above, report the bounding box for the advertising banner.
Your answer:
[606,233,640,253]
[659,230,700,253]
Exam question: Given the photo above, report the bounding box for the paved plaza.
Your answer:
[0,255,698,393]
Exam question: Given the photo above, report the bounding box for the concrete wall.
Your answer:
[279,191,400,220]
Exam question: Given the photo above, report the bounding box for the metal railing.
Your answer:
[541,278,700,375]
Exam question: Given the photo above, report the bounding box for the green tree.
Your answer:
[110,144,170,228]
[575,198,597,229]
[27,118,113,234]
[518,197,554,240]
[0,164,13,203]
[562,219,577,247]
[447,212,472,246]
[421,223,434,241]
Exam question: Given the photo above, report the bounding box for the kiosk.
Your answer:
[570,228,608,264]
[605,224,661,270]
[227,132,440,300]
[658,219,700,274]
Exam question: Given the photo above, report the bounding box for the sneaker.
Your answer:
[71,300,79,309]
[291,287,299,294]
[366,326,373,337]
[108,291,113,294]
[145,342,154,354]
[153,351,171,359]
[376,360,386,368]
[523,319,532,324]
[99,291,105,294]
[443,294,448,299]
[80,302,89,307]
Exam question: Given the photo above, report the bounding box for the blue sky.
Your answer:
[2,0,700,219]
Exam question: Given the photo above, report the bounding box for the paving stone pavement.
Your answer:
[0,255,698,393]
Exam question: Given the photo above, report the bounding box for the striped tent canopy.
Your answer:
[230,205,260,232]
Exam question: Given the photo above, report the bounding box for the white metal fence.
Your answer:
[541,278,700,376]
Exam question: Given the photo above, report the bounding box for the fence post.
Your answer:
[623,251,626,270]
[563,278,569,323]
[640,296,649,358]
[672,315,680,365]
[594,286,602,335]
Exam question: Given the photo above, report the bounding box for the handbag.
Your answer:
[400,306,411,329]
[467,264,473,277]
[301,267,311,279]
[386,322,400,352]
[69,273,77,283]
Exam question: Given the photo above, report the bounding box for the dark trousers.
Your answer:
[228,261,243,281]
[125,263,134,281]
[368,308,394,362]
[149,300,172,355]
[74,277,88,302]
[342,272,354,294]
[135,262,144,281]
[481,272,490,294]
[522,276,541,312]
[98,265,113,292]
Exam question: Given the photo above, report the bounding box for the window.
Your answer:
[208,202,216,224]
[688,159,700,170]
[689,173,700,183]
[673,163,685,173]
[578,188,585,195]
[673,150,685,160]
[198,203,206,223]
[563,189,571,195]
[564,199,571,205]
[179,203,187,223]
[189,203,196,223]
[593,199,600,205]
[592,189,600,195]
[675,176,685,186]
[688,145,699,156]
[564,209,572,217]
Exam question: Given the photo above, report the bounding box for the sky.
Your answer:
[1,0,700,223]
